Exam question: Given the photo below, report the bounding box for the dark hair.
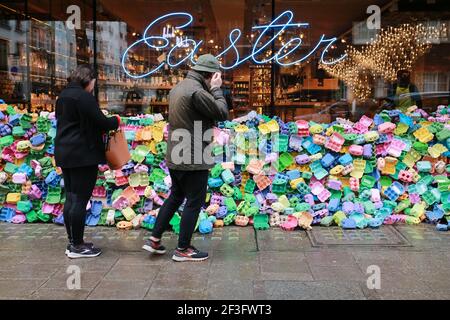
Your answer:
[397,69,410,78]
[197,70,214,80]
[68,64,97,88]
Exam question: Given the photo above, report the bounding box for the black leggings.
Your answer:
[152,169,209,249]
[62,166,98,246]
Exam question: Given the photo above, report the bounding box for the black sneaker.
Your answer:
[142,239,166,254]
[67,244,102,259]
[65,242,94,255]
[172,246,209,262]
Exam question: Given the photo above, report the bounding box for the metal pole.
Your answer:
[25,0,31,112]
[270,0,275,117]
[93,0,99,100]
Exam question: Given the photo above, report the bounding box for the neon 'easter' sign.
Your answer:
[121,11,347,79]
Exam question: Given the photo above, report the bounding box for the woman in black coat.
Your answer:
[55,65,120,259]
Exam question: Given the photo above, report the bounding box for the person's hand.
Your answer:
[210,72,222,89]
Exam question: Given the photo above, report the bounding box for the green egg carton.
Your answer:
[12,126,25,137]
[46,187,61,204]
[223,213,236,226]
[212,145,224,156]
[37,210,52,223]
[144,153,155,166]
[6,105,16,115]
[169,213,181,234]
[4,163,18,174]
[253,214,269,230]
[244,179,256,194]
[233,186,243,201]
[139,118,154,126]
[436,128,450,141]
[210,164,223,178]
[0,135,14,148]
[26,210,39,223]
[224,197,237,212]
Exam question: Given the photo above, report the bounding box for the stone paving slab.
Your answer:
[307,226,412,247]
[0,222,448,300]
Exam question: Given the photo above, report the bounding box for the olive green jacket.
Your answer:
[166,70,228,171]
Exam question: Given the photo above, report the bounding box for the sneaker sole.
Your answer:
[67,251,102,259]
[172,254,209,262]
[142,244,166,254]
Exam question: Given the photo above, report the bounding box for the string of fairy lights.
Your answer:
[321,24,441,100]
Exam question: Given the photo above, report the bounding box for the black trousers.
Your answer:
[62,166,98,246]
[152,169,209,249]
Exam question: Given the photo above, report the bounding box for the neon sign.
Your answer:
[121,11,347,79]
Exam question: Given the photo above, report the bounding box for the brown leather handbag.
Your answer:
[105,130,130,170]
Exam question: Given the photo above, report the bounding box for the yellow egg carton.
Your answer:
[381,157,398,175]
[413,127,434,143]
[350,159,366,179]
[428,143,448,158]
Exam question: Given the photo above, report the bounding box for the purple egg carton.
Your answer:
[295,154,310,165]
[304,194,315,206]
[363,144,373,158]
[216,206,228,219]
[210,193,224,205]
[342,201,354,214]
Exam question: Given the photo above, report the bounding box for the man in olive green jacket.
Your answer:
[143,54,229,262]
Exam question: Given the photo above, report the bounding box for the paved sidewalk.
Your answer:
[0,223,449,300]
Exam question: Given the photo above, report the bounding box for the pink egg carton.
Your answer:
[378,122,396,134]
[134,186,147,197]
[52,204,63,217]
[221,162,235,171]
[345,127,359,134]
[115,176,129,186]
[349,145,363,156]
[384,214,407,225]
[247,159,265,175]
[163,175,172,188]
[12,173,27,184]
[112,196,129,210]
[370,189,381,202]
[375,144,389,156]
[409,193,421,204]
[327,179,342,191]
[215,129,230,145]
[296,120,310,137]
[206,204,220,215]
[359,115,373,128]
[153,195,164,206]
[317,189,331,202]
[325,132,344,152]
[387,139,406,157]
[398,170,414,183]
[349,177,359,192]
[92,186,107,198]
[254,174,272,191]
[29,185,42,200]
[134,164,149,173]
[1,147,14,162]
[313,134,326,145]
[42,203,54,214]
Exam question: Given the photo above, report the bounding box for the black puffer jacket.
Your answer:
[166,71,229,171]
[55,82,119,168]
